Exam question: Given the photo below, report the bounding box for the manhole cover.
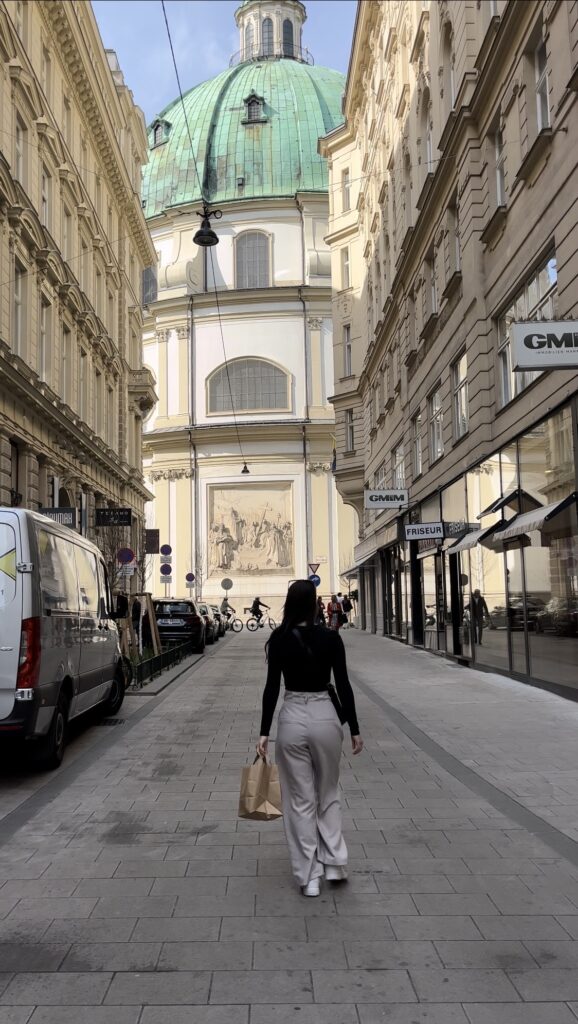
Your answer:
[98,718,126,727]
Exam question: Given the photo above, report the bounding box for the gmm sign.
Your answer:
[512,321,578,370]
[364,489,409,510]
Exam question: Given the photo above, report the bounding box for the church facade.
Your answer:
[142,0,357,616]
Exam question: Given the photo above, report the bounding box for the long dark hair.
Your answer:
[266,579,317,656]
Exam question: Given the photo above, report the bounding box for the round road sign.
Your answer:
[309,574,321,587]
[186,572,195,583]
[160,544,172,556]
[160,563,172,576]
[221,578,233,590]
[117,547,135,565]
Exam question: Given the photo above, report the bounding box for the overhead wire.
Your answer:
[160,0,249,469]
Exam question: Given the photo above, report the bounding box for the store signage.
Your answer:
[364,489,409,510]
[512,320,578,370]
[405,522,444,541]
[95,508,132,527]
[39,507,77,528]
[145,529,160,554]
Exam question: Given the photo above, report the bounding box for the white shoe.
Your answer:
[302,878,321,897]
[325,866,348,882]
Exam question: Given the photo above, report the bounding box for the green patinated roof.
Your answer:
[143,59,345,217]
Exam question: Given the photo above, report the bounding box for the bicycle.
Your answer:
[229,617,244,632]
[246,616,276,631]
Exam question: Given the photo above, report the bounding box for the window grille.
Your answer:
[236,232,270,288]
[343,324,352,376]
[429,388,444,462]
[453,352,468,438]
[498,255,557,406]
[393,445,405,488]
[208,359,288,413]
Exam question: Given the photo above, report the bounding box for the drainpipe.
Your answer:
[295,196,311,572]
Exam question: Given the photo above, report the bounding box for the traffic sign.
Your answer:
[186,582,194,589]
[185,572,195,583]
[161,576,173,584]
[221,578,233,590]
[309,574,321,587]
[117,547,135,565]
[160,544,172,556]
[160,563,172,576]
[308,562,320,574]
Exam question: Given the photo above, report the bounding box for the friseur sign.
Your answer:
[512,320,578,370]
[405,522,444,541]
[364,489,409,510]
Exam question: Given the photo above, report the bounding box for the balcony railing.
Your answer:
[229,43,314,67]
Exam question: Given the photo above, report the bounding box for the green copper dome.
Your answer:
[143,59,344,217]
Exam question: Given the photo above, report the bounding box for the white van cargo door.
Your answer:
[0,514,23,721]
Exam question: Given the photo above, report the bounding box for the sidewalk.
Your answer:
[0,629,577,1023]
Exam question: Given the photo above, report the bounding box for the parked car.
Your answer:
[535,598,578,637]
[0,508,125,769]
[211,605,226,637]
[152,599,205,652]
[198,603,218,644]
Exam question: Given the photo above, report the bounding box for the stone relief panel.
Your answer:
[207,482,294,576]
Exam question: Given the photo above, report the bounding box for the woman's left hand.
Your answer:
[256,736,269,758]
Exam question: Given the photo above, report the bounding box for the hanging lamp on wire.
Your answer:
[193,205,222,247]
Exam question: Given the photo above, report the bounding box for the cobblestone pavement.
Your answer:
[1,629,578,1023]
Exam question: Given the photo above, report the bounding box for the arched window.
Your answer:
[245,21,254,58]
[262,17,273,56]
[283,18,294,57]
[236,231,270,289]
[247,97,262,122]
[153,123,164,146]
[208,358,289,413]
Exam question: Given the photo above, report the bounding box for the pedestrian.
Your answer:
[315,596,326,626]
[257,579,363,897]
[467,588,490,645]
[327,594,341,631]
[341,593,353,627]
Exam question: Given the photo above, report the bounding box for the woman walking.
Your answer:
[315,596,326,626]
[257,580,363,897]
[327,594,341,631]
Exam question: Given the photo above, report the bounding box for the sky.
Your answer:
[92,0,357,125]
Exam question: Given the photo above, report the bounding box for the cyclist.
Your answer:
[251,596,270,627]
[220,596,236,625]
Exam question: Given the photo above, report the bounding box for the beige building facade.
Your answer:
[0,0,156,561]
[321,0,578,694]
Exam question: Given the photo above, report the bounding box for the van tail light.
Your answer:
[16,617,41,690]
[184,614,201,625]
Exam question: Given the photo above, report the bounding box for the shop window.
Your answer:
[452,352,468,439]
[413,413,423,478]
[342,169,351,212]
[429,387,444,463]
[343,324,352,376]
[498,254,557,407]
[262,17,273,56]
[535,40,550,130]
[393,444,405,488]
[341,247,350,289]
[208,358,289,414]
[345,409,354,452]
[235,231,270,288]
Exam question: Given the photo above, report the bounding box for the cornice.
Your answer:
[143,418,336,450]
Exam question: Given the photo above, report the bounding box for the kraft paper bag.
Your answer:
[239,755,283,821]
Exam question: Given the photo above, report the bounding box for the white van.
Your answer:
[0,508,125,768]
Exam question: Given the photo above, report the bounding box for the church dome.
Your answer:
[142,16,344,217]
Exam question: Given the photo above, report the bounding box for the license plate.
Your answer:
[158,618,184,626]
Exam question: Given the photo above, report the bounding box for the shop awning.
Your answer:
[444,528,493,552]
[491,492,578,545]
[417,545,442,560]
[477,488,543,520]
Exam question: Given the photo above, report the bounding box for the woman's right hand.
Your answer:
[351,735,364,755]
[257,736,269,759]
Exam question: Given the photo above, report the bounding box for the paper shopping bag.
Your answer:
[238,755,283,821]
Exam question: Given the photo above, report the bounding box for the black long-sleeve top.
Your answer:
[260,625,360,737]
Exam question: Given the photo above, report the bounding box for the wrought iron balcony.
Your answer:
[229,43,314,67]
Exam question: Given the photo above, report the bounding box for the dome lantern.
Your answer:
[234,0,309,65]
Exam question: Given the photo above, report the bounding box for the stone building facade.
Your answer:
[0,0,156,555]
[320,0,578,694]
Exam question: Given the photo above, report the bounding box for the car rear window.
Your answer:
[0,523,17,608]
[154,602,195,615]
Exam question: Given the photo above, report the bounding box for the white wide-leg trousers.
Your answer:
[275,691,347,887]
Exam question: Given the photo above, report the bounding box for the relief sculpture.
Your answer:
[208,483,294,576]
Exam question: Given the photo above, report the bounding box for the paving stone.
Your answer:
[0,973,112,1005]
[373,875,454,894]
[60,941,161,972]
[210,970,313,1004]
[174,895,254,917]
[28,1009,141,1024]
[412,894,499,916]
[253,940,347,969]
[91,897,175,918]
[131,918,221,942]
[140,1009,248,1024]
[0,1010,34,1024]
[41,918,136,943]
[508,968,578,1000]
[312,968,415,1003]
[4,899,97,921]
[344,940,441,970]
[357,1008,469,1024]
[255,894,335,917]
[409,967,520,1002]
[462,1005,576,1024]
[250,1008,357,1024]
[220,917,307,941]
[389,917,482,941]
[105,970,211,1005]
[0,881,77,899]
[473,916,573,940]
[158,940,252,970]
[433,939,536,968]
[0,946,68,973]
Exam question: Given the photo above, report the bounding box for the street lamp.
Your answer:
[193,205,222,247]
